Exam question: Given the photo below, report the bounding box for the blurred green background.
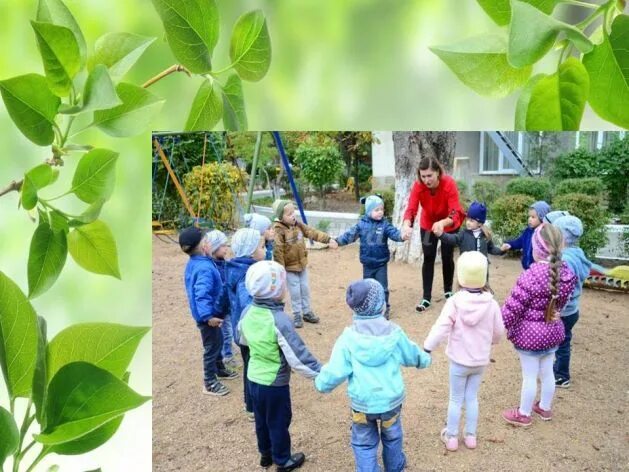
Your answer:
[0,0,620,469]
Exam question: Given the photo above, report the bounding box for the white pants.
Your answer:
[518,351,556,416]
[286,269,311,317]
[446,361,486,437]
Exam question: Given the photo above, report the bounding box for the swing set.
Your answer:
[152,131,308,235]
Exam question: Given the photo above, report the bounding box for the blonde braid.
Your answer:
[543,224,564,323]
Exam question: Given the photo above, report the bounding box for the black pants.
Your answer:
[197,322,225,386]
[420,229,455,301]
[239,344,253,413]
[363,264,389,309]
[249,382,292,466]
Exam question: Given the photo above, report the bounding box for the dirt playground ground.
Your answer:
[153,237,629,471]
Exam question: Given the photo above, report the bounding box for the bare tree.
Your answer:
[390,132,456,264]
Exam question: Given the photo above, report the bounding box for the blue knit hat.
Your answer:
[243,213,272,234]
[530,201,551,222]
[467,201,487,224]
[364,195,384,218]
[346,279,385,318]
[553,215,583,247]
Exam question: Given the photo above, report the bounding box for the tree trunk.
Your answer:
[390,132,456,264]
[352,150,360,202]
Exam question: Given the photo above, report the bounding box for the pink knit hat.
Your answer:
[532,224,551,261]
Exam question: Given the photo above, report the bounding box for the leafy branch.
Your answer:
[431,0,628,130]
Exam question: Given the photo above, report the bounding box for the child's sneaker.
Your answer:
[246,410,255,422]
[203,381,229,396]
[217,368,239,380]
[463,434,477,449]
[260,454,273,468]
[294,315,304,328]
[440,428,458,451]
[302,312,320,323]
[223,356,242,368]
[555,377,571,388]
[532,401,552,421]
[502,407,532,427]
[276,452,305,471]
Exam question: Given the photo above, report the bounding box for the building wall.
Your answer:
[372,131,396,189]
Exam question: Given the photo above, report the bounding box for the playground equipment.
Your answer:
[152,131,308,233]
[585,263,629,293]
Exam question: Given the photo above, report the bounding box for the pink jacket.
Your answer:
[502,261,577,351]
[423,290,504,367]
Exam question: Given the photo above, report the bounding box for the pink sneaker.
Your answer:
[464,434,477,449]
[532,401,552,421]
[440,428,458,451]
[502,407,532,427]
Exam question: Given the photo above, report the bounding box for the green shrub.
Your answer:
[553,193,608,260]
[490,194,535,241]
[598,136,629,214]
[505,177,552,202]
[295,140,344,199]
[555,177,605,199]
[472,180,503,217]
[316,219,331,232]
[456,179,469,197]
[550,147,598,182]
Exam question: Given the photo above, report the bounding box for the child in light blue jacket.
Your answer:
[315,279,431,472]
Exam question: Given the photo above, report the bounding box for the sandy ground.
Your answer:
[153,236,628,471]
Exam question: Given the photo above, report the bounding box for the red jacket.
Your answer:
[403,175,465,233]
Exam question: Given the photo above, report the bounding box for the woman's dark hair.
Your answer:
[417,156,445,180]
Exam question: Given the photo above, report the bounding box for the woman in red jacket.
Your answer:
[402,157,465,313]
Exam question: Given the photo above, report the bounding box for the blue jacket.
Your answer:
[315,317,431,414]
[183,255,225,323]
[212,258,230,317]
[336,216,403,268]
[561,247,591,316]
[265,240,274,261]
[225,256,256,344]
[506,226,535,270]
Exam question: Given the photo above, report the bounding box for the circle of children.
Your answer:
[179,156,591,472]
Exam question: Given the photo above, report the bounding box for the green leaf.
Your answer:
[90,82,164,137]
[583,14,629,128]
[31,21,81,97]
[0,74,60,146]
[477,0,561,26]
[515,74,544,129]
[221,73,247,130]
[151,0,219,74]
[32,316,48,429]
[49,210,69,233]
[185,79,223,131]
[68,199,106,227]
[229,10,272,82]
[21,164,59,211]
[71,148,118,204]
[430,34,532,98]
[0,272,38,400]
[89,32,155,81]
[28,221,68,298]
[516,57,589,130]
[37,0,87,67]
[508,1,593,68]
[67,220,120,278]
[35,362,150,445]
[0,406,19,467]
[75,64,122,114]
[49,415,124,455]
[47,323,150,381]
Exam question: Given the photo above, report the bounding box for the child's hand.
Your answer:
[401,229,410,241]
[328,239,339,249]
[500,243,511,252]
[207,317,223,328]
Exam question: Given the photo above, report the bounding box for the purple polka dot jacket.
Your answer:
[502,261,577,351]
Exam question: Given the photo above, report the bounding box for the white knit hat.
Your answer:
[244,213,272,234]
[204,230,228,254]
[245,261,287,299]
[456,251,488,289]
[231,228,262,258]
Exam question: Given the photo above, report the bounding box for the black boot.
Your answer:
[260,454,273,468]
[276,452,305,471]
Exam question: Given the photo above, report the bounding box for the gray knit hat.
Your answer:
[205,230,228,254]
[231,228,261,258]
[346,279,385,318]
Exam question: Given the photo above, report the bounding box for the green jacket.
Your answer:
[238,298,321,386]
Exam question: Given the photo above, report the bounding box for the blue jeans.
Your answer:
[197,322,225,386]
[363,264,389,309]
[446,362,485,437]
[351,405,406,472]
[554,311,579,381]
[221,314,234,359]
[249,382,292,466]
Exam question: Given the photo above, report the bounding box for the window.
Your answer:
[479,132,520,174]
